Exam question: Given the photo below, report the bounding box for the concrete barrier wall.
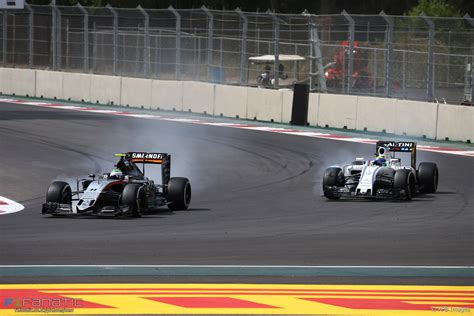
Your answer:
[281,90,293,124]
[0,67,471,142]
[151,80,183,111]
[247,87,283,122]
[356,96,397,133]
[436,104,473,142]
[307,93,320,126]
[182,81,215,114]
[90,74,121,105]
[0,68,36,97]
[120,77,152,108]
[395,100,438,139]
[214,84,248,119]
[63,72,91,102]
[36,70,64,99]
[318,93,358,129]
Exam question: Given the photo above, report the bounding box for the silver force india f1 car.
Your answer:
[42,152,191,217]
[322,141,438,200]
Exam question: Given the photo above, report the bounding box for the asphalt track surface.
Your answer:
[0,101,473,284]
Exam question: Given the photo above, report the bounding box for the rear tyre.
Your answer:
[418,162,438,193]
[167,177,191,211]
[121,184,146,217]
[46,181,72,204]
[322,167,344,200]
[394,170,415,200]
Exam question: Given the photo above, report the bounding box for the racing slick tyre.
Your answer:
[167,177,191,211]
[418,162,438,193]
[46,181,72,204]
[394,170,416,200]
[322,167,344,200]
[121,184,146,217]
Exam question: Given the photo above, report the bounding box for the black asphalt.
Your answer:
[0,102,473,284]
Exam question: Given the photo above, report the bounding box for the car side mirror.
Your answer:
[88,173,95,179]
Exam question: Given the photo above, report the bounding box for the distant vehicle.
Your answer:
[324,41,373,90]
[248,54,305,88]
[42,152,191,217]
[322,141,438,200]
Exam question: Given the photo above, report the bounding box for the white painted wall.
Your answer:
[436,104,473,142]
[121,77,152,108]
[318,93,358,129]
[0,67,471,143]
[151,80,183,111]
[35,70,64,99]
[214,84,247,119]
[247,87,283,122]
[356,96,397,133]
[90,74,121,105]
[182,81,215,115]
[63,72,91,102]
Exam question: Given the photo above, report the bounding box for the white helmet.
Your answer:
[110,167,123,179]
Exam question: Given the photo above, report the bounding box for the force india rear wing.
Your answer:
[376,141,417,168]
[115,152,171,185]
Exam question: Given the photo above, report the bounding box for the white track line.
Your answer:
[0,265,471,268]
[0,196,25,215]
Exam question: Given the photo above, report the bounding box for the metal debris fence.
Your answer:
[1,4,473,104]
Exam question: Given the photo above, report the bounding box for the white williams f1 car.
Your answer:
[322,141,438,200]
[42,152,191,217]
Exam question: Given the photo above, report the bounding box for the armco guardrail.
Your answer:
[0,68,472,143]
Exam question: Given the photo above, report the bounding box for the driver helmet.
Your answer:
[373,155,386,166]
[110,167,123,179]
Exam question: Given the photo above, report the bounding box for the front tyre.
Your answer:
[167,177,191,211]
[394,170,415,200]
[322,167,344,200]
[418,162,438,193]
[121,184,146,217]
[46,181,72,204]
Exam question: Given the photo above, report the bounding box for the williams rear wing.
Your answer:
[376,141,417,168]
[116,152,171,185]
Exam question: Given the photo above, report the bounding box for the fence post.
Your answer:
[50,1,57,69]
[342,10,354,94]
[52,2,61,69]
[463,14,473,104]
[77,3,88,72]
[65,18,69,69]
[2,10,6,65]
[236,8,247,85]
[202,6,213,82]
[24,4,34,68]
[138,5,150,77]
[304,10,327,92]
[106,4,118,75]
[268,10,280,88]
[168,6,181,80]
[380,11,393,97]
[421,13,435,101]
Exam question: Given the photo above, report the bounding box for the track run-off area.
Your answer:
[0,98,473,315]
